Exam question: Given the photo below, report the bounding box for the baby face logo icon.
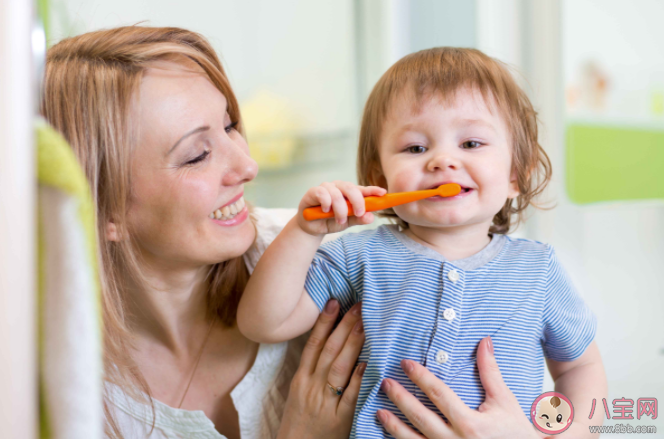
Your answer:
[531,392,574,435]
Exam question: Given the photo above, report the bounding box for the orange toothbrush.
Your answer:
[303,183,461,221]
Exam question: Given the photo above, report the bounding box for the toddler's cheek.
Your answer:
[388,171,418,193]
[483,186,514,216]
[392,204,410,222]
[392,203,426,226]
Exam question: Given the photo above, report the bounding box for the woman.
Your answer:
[42,26,365,438]
[42,25,549,439]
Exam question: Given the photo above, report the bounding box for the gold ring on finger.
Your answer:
[327,382,345,396]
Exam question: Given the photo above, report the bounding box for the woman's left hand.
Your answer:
[277,300,366,439]
[377,336,541,439]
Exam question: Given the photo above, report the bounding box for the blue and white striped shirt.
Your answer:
[305,225,596,439]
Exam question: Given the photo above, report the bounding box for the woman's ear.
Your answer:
[105,221,124,242]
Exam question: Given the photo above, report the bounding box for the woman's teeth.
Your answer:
[209,196,245,220]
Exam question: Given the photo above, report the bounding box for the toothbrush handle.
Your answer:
[302,200,358,221]
[302,184,460,221]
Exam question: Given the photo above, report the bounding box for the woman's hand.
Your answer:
[377,336,541,439]
[297,181,386,236]
[277,299,366,439]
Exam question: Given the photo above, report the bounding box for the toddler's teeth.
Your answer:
[237,197,245,211]
[230,204,238,215]
[214,209,222,219]
[209,213,215,219]
[222,206,231,217]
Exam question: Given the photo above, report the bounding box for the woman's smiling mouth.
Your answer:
[209,195,247,224]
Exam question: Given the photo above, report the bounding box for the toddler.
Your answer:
[238,47,605,438]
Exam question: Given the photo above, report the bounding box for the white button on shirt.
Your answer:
[435,350,449,364]
[448,269,460,282]
[443,308,456,321]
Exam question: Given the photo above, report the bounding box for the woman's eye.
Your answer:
[556,414,563,423]
[225,121,239,134]
[406,145,427,154]
[462,141,482,149]
[184,150,210,166]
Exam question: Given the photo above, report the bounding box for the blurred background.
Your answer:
[1,0,663,437]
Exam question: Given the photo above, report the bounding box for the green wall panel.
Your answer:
[566,123,664,204]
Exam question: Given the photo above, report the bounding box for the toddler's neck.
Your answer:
[403,224,493,261]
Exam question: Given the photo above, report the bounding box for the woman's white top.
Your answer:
[107,208,303,439]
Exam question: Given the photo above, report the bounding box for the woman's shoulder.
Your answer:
[244,206,351,271]
[244,207,297,274]
[251,207,297,243]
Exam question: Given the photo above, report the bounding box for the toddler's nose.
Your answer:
[427,153,460,172]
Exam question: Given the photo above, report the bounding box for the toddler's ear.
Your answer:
[508,171,520,199]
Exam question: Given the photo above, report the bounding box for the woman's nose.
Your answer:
[426,151,460,172]
[222,145,258,186]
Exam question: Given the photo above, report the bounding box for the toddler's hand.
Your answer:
[297,181,387,235]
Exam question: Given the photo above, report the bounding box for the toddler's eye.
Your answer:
[406,145,427,154]
[461,141,482,149]
[225,121,239,134]
[556,414,563,423]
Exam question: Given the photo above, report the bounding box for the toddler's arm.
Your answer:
[539,247,606,437]
[545,341,607,438]
[237,181,386,343]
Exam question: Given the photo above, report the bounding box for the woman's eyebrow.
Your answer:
[168,125,210,155]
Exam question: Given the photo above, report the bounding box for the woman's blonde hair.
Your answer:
[357,47,552,234]
[42,26,250,438]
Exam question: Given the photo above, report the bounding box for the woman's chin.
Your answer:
[208,220,256,262]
